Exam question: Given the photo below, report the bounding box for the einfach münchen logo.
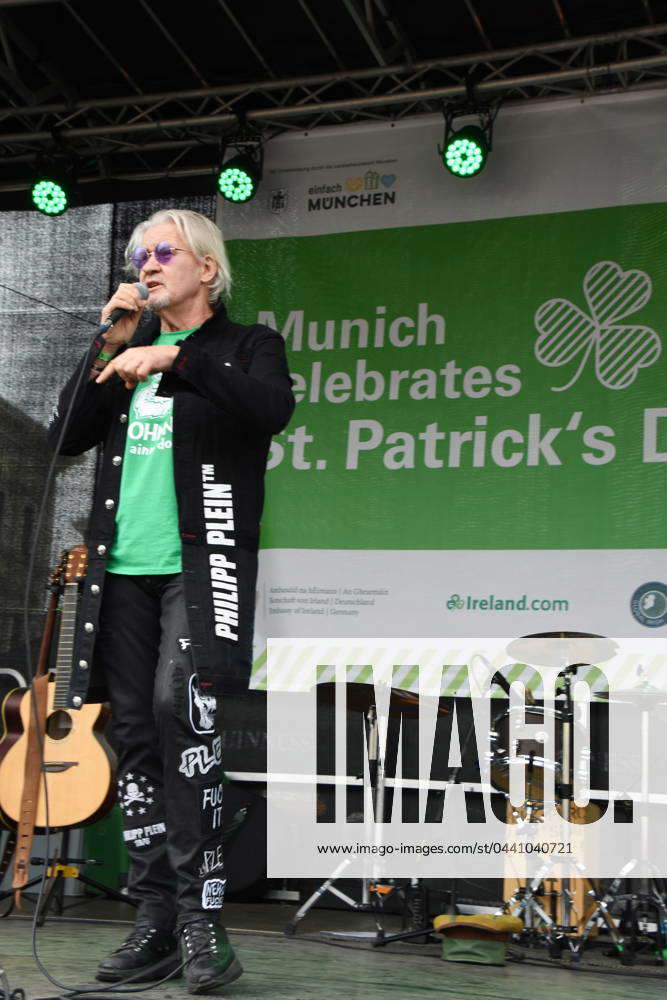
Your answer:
[308,169,397,213]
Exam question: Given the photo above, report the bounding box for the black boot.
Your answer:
[96,923,180,983]
[181,919,243,994]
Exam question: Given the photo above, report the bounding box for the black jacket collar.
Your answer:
[130,299,228,348]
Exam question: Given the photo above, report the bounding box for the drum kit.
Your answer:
[286,631,667,965]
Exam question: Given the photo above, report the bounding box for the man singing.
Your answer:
[47,208,294,993]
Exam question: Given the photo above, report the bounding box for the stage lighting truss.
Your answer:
[439,105,498,179]
[217,127,264,204]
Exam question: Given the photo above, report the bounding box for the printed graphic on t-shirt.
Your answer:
[127,373,173,456]
[133,374,172,419]
[108,329,190,575]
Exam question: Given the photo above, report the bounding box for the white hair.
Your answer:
[125,208,232,302]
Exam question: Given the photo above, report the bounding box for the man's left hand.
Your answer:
[96,345,180,390]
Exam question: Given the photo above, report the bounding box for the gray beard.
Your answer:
[147,291,171,312]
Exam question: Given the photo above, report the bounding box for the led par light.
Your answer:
[439,104,497,180]
[216,120,264,204]
[442,125,488,178]
[31,175,69,215]
[29,158,78,215]
[217,154,259,203]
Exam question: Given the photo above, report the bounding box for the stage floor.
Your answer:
[3,898,667,1000]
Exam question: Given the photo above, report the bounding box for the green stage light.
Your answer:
[31,177,69,215]
[217,155,258,203]
[442,125,488,178]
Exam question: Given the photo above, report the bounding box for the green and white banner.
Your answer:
[218,91,667,689]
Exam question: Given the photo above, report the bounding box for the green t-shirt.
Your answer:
[107,328,198,575]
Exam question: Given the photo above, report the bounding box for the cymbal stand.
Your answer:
[555,666,576,940]
[499,751,564,938]
[374,703,487,948]
[570,863,639,962]
[285,704,385,936]
[501,670,583,951]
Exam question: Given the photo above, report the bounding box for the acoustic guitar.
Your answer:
[0,545,116,830]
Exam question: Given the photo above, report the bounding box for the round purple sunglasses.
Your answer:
[130,241,189,270]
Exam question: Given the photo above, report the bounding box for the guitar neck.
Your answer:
[53,583,78,708]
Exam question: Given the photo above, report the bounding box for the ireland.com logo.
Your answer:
[447,593,570,613]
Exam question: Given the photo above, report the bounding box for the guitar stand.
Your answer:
[0,828,17,917]
[0,827,138,922]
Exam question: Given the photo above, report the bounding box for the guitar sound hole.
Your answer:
[46,710,73,740]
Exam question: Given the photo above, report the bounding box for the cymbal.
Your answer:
[316,681,449,718]
[596,686,667,705]
[506,632,617,668]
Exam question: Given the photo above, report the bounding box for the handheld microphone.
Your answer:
[99,282,149,332]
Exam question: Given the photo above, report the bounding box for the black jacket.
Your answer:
[47,302,294,704]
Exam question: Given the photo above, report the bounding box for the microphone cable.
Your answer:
[0,281,102,330]
[0,280,194,999]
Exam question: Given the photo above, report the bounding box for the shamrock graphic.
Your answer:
[534,261,661,391]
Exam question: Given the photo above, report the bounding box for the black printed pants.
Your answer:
[96,572,226,932]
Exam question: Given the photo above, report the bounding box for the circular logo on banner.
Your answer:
[630,582,667,627]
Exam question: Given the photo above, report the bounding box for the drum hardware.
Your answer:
[283,640,667,958]
[572,881,667,963]
[371,883,471,949]
[570,686,667,965]
[285,689,388,938]
[569,864,666,965]
[347,689,480,949]
[499,633,611,953]
[366,878,435,947]
[285,682,449,939]
[500,661,595,952]
[501,632,667,963]
[489,703,564,810]
[402,879,429,941]
[372,703,476,948]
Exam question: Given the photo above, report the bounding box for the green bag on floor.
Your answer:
[433,914,523,966]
